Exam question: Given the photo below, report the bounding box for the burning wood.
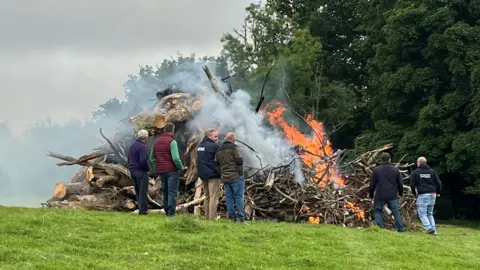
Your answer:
[42,69,418,230]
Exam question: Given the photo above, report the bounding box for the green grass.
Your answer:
[0,207,479,270]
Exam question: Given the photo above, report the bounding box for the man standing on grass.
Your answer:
[215,132,245,223]
[127,129,150,215]
[151,122,185,217]
[411,156,442,235]
[369,152,405,232]
[197,128,221,220]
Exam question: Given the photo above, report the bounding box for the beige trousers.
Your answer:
[203,178,221,219]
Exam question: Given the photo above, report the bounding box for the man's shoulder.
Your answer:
[130,140,142,149]
[219,142,236,150]
[374,163,399,173]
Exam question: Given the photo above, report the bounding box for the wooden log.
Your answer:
[193,178,203,216]
[86,166,94,182]
[202,66,232,104]
[191,99,202,111]
[70,167,87,183]
[96,175,120,188]
[133,196,206,214]
[125,199,137,210]
[53,181,93,200]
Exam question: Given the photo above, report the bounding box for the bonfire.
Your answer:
[43,66,418,230]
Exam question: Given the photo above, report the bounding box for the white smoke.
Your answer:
[159,62,303,180]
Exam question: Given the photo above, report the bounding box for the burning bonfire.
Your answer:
[43,66,418,230]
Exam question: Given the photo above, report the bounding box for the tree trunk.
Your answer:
[53,181,93,200]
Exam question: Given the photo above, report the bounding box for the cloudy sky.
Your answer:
[0,0,255,135]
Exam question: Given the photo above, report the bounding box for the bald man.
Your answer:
[411,156,442,235]
[215,132,245,223]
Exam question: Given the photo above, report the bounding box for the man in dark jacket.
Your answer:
[197,128,221,220]
[411,156,442,235]
[150,122,185,216]
[369,152,405,232]
[127,129,150,215]
[215,132,245,223]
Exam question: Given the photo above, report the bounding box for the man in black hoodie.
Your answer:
[197,128,221,220]
[369,152,405,232]
[411,156,442,235]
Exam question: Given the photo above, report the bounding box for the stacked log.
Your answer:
[42,66,418,230]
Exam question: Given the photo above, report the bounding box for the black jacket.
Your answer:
[197,137,221,180]
[410,164,442,196]
[369,163,404,200]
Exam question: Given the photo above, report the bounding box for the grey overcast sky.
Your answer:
[0,0,255,135]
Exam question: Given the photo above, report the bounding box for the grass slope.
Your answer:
[0,207,479,270]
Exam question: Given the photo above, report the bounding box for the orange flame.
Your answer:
[308,216,320,224]
[344,202,365,221]
[264,102,344,187]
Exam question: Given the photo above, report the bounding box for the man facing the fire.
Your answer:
[127,129,150,215]
[197,128,222,220]
[215,132,245,223]
[368,152,405,232]
[151,122,185,217]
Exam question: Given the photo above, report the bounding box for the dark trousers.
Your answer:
[131,170,149,214]
[374,199,405,232]
[224,176,245,222]
[160,171,180,216]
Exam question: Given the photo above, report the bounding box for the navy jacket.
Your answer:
[127,139,149,172]
[411,164,442,196]
[197,137,220,180]
[369,163,404,200]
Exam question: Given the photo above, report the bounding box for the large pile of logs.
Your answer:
[42,65,418,230]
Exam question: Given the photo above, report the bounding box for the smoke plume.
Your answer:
[0,60,304,207]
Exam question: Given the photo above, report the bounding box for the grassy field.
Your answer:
[0,207,479,270]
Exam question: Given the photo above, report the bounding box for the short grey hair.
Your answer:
[204,128,216,138]
[225,132,236,142]
[417,156,427,165]
[137,129,149,139]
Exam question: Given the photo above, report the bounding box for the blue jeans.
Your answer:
[224,176,245,222]
[373,199,405,232]
[417,193,437,232]
[160,172,180,216]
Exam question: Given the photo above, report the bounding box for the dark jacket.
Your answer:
[127,139,149,172]
[197,137,221,180]
[369,163,404,200]
[151,132,184,174]
[215,141,243,183]
[411,164,442,196]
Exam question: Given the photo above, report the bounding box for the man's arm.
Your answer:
[214,152,221,175]
[233,147,243,166]
[138,146,150,171]
[396,170,404,196]
[169,140,184,170]
[433,170,442,194]
[410,172,418,197]
[149,146,156,170]
[368,170,378,198]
